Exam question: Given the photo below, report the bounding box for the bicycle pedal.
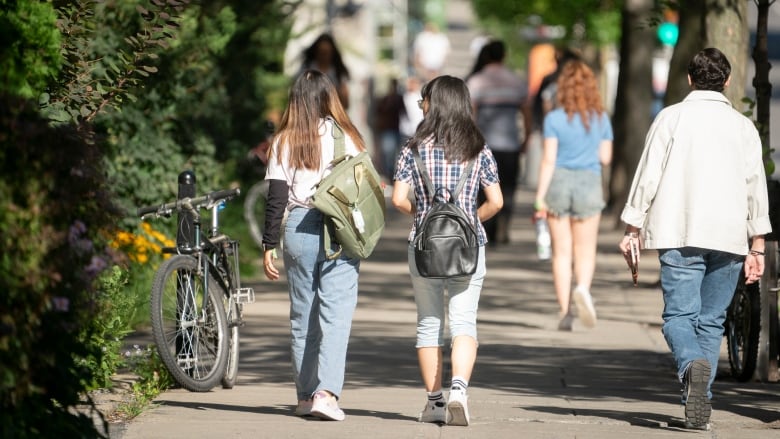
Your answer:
[235,287,255,304]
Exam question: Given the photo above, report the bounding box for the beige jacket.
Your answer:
[621,90,771,255]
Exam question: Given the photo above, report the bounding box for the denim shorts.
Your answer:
[408,245,486,348]
[545,168,605,219]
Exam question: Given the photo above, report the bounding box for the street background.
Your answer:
[113,187,780,439]
[114,2,780,437]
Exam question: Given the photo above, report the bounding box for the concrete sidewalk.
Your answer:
[112,187,779,438]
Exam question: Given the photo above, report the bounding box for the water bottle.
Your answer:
[535,217,551,260]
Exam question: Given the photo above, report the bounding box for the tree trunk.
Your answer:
[705,0,749,107]
[752,0,772,161]
[607,0,655,222]
[666,0,749,107]
[665,0,705,106]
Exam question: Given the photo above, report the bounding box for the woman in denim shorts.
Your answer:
[534,60,613,331]
[392,75,503,426]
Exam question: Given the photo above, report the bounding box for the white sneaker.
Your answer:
[446,387,470,426]
[418,400,446,424]
[294,399,312,416]
[310,391,345,421]
[573,286,597,328]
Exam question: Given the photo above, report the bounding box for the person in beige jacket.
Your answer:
[618,48,771,431]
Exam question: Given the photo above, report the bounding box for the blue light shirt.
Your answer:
[543,108,613,173]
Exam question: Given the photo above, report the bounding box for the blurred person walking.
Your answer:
[467,39,529,244]
[413,22,451,81]
[534,60,613,331]
[391,75,503,427]
[618,48,771,430]
[261,70,366,421]
[400,76,425,140]
[374,77,406,179]
[299,33,351,109]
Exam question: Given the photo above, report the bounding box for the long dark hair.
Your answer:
[273,70,364,170]
[410,75,484,162]
[468,40,505,79]
[302,33,350,82]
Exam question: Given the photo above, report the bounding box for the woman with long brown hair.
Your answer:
[533,60,613,331]
[261,69,365,421]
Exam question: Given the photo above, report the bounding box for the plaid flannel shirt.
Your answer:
[394,137,500,246]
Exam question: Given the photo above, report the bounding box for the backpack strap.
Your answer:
[321,118,347,260]
[330,117,346,159]
[412,148,475,203]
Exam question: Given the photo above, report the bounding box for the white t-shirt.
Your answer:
[265,118,361,209]
[414,30,450,71]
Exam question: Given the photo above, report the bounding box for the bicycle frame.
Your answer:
[164,203,238,314]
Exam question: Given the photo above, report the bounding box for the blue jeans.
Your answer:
[283,207,360,401]
[408,245,486,347]
[379,130,401,178]
[658,247,742,401]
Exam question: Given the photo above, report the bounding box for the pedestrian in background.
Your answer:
[467,39,529,245]
[262,69,366,421]
[618,48,770,430]
[534,60,613,331]
[524,48,580,189]
[374,77,406,179]
[391,75,503,427]
[413,22,450,81]
[299,33,351,110]
[400,76,425,140]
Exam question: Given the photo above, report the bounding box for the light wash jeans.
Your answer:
[658,247,742,401]
[408,245,486,347]
[283,207,359,401]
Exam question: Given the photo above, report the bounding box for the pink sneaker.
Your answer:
[310,391,345,421]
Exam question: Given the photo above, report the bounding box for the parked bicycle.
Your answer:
[138,188,255,392]
[725,239,779,381]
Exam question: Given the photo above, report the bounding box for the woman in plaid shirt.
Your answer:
[391,75,503,426]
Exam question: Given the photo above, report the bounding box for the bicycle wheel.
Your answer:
[244,180,269,250]
[150,255,229,392]
[726,274,760,381]
[221,298,240,389]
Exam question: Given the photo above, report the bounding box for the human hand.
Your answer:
[744,253,764,284]
[533,199,548,220]
[263,248,280,281]
[618,233,642,262]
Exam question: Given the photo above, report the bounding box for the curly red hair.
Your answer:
[556,60,604,132]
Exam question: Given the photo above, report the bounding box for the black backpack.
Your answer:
[412,149,479,278]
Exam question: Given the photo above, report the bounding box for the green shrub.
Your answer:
[0,95,119,438]
[80,266,140,390]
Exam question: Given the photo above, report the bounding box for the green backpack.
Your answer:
[310,120,386,260]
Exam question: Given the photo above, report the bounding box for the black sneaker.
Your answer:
[683,359,712,430]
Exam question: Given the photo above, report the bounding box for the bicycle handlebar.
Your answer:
[137,187,241,218]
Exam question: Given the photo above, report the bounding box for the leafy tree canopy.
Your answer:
[0,0,62,98]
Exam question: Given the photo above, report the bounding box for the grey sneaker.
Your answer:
[294,399,313,416]
[418,400,446,424]
[683,359,712,430]
[446,386,470,426]
[558,313,574,331]
[572,286,597,328]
